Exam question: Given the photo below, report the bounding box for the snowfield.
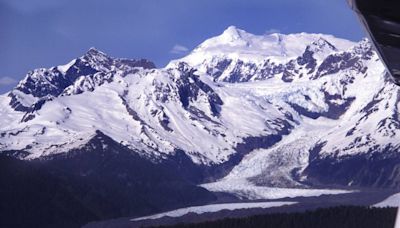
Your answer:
[201,179,352,200]
[375,193,400,208]
[1,25,400,194]
[131,201,297,221]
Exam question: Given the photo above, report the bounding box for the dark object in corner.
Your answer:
[349,0,400,85]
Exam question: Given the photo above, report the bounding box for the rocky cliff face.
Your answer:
[1,26,400,196]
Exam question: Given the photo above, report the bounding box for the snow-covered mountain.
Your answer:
[1,26,400,195]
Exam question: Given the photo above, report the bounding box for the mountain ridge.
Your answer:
[1,26,400,194]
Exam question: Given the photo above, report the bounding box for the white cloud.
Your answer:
[0,76,17,86]
[265,28,281,34]
[170,44,189,55]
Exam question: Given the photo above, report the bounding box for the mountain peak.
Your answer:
[174,29,356,69]
[85,47,109,59]
[79,47,113,72]
[310,37,338,51]
[220,26,249,42]
[222,26,241,35]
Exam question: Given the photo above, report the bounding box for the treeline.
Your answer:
[154,206,397,228]
[0,136,214,228]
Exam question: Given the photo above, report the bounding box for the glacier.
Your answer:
[1,25,400,196]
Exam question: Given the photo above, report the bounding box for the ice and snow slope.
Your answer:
[1,26,400,190]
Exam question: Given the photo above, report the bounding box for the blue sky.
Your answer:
[0,0,365,93]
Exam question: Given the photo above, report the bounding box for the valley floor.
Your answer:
[146,206,397,228]
[83,188,397,228]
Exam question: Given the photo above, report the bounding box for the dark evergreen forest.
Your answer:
[154,206,397,228]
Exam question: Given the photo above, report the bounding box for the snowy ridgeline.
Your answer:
[1,26,400,195]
